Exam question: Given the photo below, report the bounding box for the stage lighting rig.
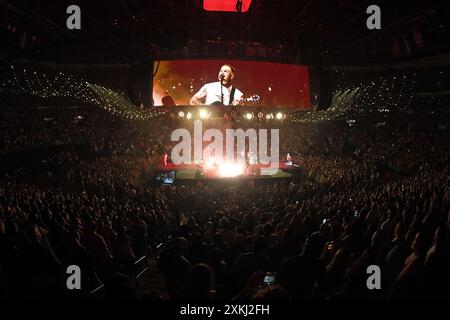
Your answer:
[199,109,210,119]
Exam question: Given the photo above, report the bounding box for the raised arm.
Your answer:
[190,85,207,105]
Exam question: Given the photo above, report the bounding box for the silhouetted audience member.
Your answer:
[278,232,326,299]
[177,263,216,300]
[232,237,269,293]
[158,237,191,298]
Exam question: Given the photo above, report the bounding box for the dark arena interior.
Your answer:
[0,0,450,309]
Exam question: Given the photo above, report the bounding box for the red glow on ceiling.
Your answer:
[203,0,253,13]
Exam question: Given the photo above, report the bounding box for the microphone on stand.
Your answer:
[219,74,224,104]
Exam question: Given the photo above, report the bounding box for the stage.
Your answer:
[155,161,301,185]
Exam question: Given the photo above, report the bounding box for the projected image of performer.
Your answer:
[190,64,244,106]
[286,153,293,166]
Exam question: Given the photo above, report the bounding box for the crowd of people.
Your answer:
[0,92,449,300]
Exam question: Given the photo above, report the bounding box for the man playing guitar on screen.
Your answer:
[190,64,245,106]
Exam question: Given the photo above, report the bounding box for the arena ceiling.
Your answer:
[1,0,449,65]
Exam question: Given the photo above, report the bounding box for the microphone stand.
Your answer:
[220,76,224,105]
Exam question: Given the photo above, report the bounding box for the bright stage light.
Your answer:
[218,162,244,178]
[199,109,210,119]
[276,112,283,120]
[186,112,192,119]
[204,157,218,170]
[178,111,185,118]
[245,113,253,120]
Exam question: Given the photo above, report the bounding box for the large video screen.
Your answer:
[152,60,310,109]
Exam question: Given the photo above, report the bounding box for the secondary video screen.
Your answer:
[152,60,310,108]
[155,171,176,185]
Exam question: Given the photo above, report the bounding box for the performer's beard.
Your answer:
[220,78,231,87]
